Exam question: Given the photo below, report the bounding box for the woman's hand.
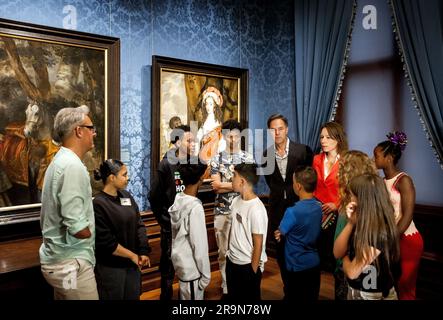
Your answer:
[138,255,151,269]
[322,202,337,214]
[130,253,139,267]
[346,201,357,225]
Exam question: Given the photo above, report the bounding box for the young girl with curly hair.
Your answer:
[333,150,378,300]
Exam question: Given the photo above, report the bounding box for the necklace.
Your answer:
[325,154,338,176]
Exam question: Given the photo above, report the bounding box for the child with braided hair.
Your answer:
[373,131,423,300]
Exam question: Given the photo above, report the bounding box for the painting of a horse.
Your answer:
[0,100,69,202]
[0,34,106,207]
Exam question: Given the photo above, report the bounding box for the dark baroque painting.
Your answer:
[0,18,120,223]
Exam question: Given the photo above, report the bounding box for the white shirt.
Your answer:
[227,196,268,271]
[275,138,290,180]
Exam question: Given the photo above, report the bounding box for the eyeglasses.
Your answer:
[78,125,96,133]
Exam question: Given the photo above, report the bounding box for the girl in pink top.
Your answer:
[374,131,424,300]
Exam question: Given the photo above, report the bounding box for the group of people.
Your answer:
[267,117,423,301]
[149,119,266,300]
[149,113,423,301]
[39,106,150,300]
[38,105,423,301]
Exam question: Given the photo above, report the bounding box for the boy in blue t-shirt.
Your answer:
[274,166,322,300]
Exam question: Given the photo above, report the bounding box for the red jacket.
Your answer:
[313,153,340,208]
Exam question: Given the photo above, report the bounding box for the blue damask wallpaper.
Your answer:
[0,0,295,209]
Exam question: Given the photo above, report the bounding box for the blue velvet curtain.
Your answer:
[391,0,443,169]
[294,0,356,151]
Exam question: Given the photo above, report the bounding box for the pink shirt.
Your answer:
[384,172,418,236]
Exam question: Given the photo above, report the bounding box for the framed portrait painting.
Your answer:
[0,18,120,224]
[151,55,248,176]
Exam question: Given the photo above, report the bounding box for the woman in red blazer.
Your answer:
[313,122,348,272]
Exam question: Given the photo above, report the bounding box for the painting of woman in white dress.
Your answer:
[197,87,226,162]
[155,57,247,168]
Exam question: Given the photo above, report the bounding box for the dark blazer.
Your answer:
[263,140,313,231]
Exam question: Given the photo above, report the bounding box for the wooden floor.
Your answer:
[141,258,334,300]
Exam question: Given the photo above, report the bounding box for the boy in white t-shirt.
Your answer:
[226,163,268,301]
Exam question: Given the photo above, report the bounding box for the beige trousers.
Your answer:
[41,258,98,300]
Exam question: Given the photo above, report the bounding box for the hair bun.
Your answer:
[93,169,102,181]
[387,131,408,151]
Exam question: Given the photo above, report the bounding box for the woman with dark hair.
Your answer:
[374,131,423,300]
[312,122,348,272]
[93,159,151,300]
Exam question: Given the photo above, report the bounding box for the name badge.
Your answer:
[120,198,131,206]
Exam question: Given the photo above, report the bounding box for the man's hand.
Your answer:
[274,229,282,243]
[210,179,223,191]
[73,227,91,239]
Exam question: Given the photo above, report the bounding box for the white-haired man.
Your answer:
[39,105,98,300]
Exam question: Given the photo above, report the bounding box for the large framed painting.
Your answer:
[0,18,120,224]
[151,55,248,177]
